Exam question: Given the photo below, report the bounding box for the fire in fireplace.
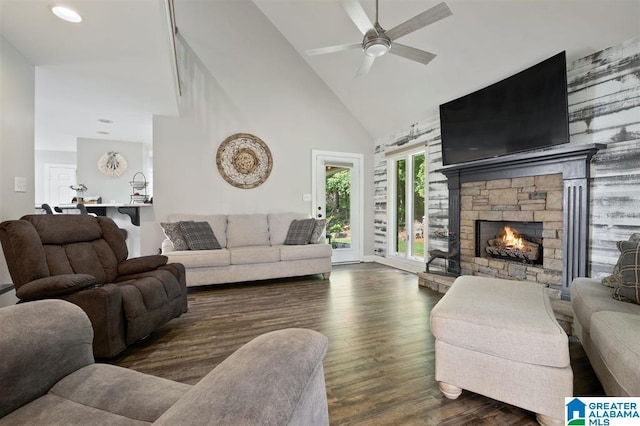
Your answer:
[475,221,543,265]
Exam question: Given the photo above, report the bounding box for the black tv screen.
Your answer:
[439,51,569,166]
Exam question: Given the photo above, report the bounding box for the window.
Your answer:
[389,149,426,261]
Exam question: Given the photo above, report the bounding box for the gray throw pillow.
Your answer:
[160,222,190,251]
[309,219,326,244]
[284,218,316,245]
[613,241,640,304]
[179,221,221,250]
[603,233,640,287]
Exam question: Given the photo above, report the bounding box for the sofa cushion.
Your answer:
[50,363,191,423]
[44,239,120,284]
[165,249,230,268]
[0,394,151,425]
[16,274,96,301]
[0,300,95,419]
[570,278,640,334]
[118,255,168,276]
[278,244,333,261]
[230,246,280,265]
[613,241,640,304]
[25,214,103,245]
[309,219,327,244]
[284,219,316,245]
[602,233,640,288]
[160,222,190,251]
[590,311,640,395]
[118,269,185,318]
[168,214,228,248]
[227,214,270,248]
[267,213,307,245]
[179,221,221,250]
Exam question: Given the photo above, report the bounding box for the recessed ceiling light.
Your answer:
[98,119,113,124]
[51,6,82,23]
[97,131,110,135]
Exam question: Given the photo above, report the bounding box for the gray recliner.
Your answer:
[0,299,330,425]
[0,214,187,358]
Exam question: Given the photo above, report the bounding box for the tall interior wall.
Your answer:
[0,37,35,287]
[148,1,374,256]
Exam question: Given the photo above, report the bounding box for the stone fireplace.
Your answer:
[439,143,604,300]
[459,174,563,293]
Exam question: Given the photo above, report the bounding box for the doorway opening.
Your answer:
[312,151,363,264]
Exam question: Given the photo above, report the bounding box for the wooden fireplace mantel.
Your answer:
[438,143,606,300]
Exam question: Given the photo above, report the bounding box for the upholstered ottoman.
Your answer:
[430,276,572,426]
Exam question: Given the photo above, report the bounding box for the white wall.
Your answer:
[147,1,374,256]
[0,36,35,291]
[77,138,144,204]
[34,149,76,204]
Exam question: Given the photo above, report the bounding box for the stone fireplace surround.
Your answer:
[462,175,562,294]
[439,143,604,300]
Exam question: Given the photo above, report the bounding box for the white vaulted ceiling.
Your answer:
[0,0,178,151]
[1,0,639,150]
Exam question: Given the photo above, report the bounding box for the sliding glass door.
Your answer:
[389,149,425,261]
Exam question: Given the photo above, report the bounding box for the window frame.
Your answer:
[387,147,426,262]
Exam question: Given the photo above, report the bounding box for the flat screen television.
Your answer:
[439,51,569,166]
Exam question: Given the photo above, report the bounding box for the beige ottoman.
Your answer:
[430,276,573,426]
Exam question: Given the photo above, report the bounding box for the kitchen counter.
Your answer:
[50,203,152,226]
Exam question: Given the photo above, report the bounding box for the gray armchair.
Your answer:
[0,299,330,425]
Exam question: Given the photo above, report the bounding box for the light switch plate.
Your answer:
[302,193,312,202]
[14,177,27,193]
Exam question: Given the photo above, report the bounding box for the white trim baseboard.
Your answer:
[372,255,424,274]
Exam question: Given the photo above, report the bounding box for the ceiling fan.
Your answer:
[305,0,452,77]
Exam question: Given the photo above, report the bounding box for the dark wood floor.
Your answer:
[110,263,604,425]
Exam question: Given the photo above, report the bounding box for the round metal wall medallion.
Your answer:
[216,133,273,189]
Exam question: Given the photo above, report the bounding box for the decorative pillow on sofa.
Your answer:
[284,219,316,245]
[603,233,640,287]
[613,241,640,304]
[179,221,221,250]
[160,222,190,251]
[309,219,326,244]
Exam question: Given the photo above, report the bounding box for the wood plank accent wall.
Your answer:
[374,35,640,279]
[569,36,640,279]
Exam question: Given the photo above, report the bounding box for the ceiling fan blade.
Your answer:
[386,2,452,41]
[389,43,437,65]
[306,42,362,56]
[355,55,375,78]
[339,0,374,35]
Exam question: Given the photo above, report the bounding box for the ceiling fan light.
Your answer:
[365,42,390,57]
[51,6,82,23]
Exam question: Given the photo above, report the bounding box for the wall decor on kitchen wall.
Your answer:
[98,151,128,177]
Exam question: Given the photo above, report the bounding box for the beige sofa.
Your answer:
[161,213,332,287]
[570,277,640,396]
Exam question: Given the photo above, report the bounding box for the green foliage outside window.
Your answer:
[326,169,350,234]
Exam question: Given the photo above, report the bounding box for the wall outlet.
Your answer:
[14,177,27,193]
